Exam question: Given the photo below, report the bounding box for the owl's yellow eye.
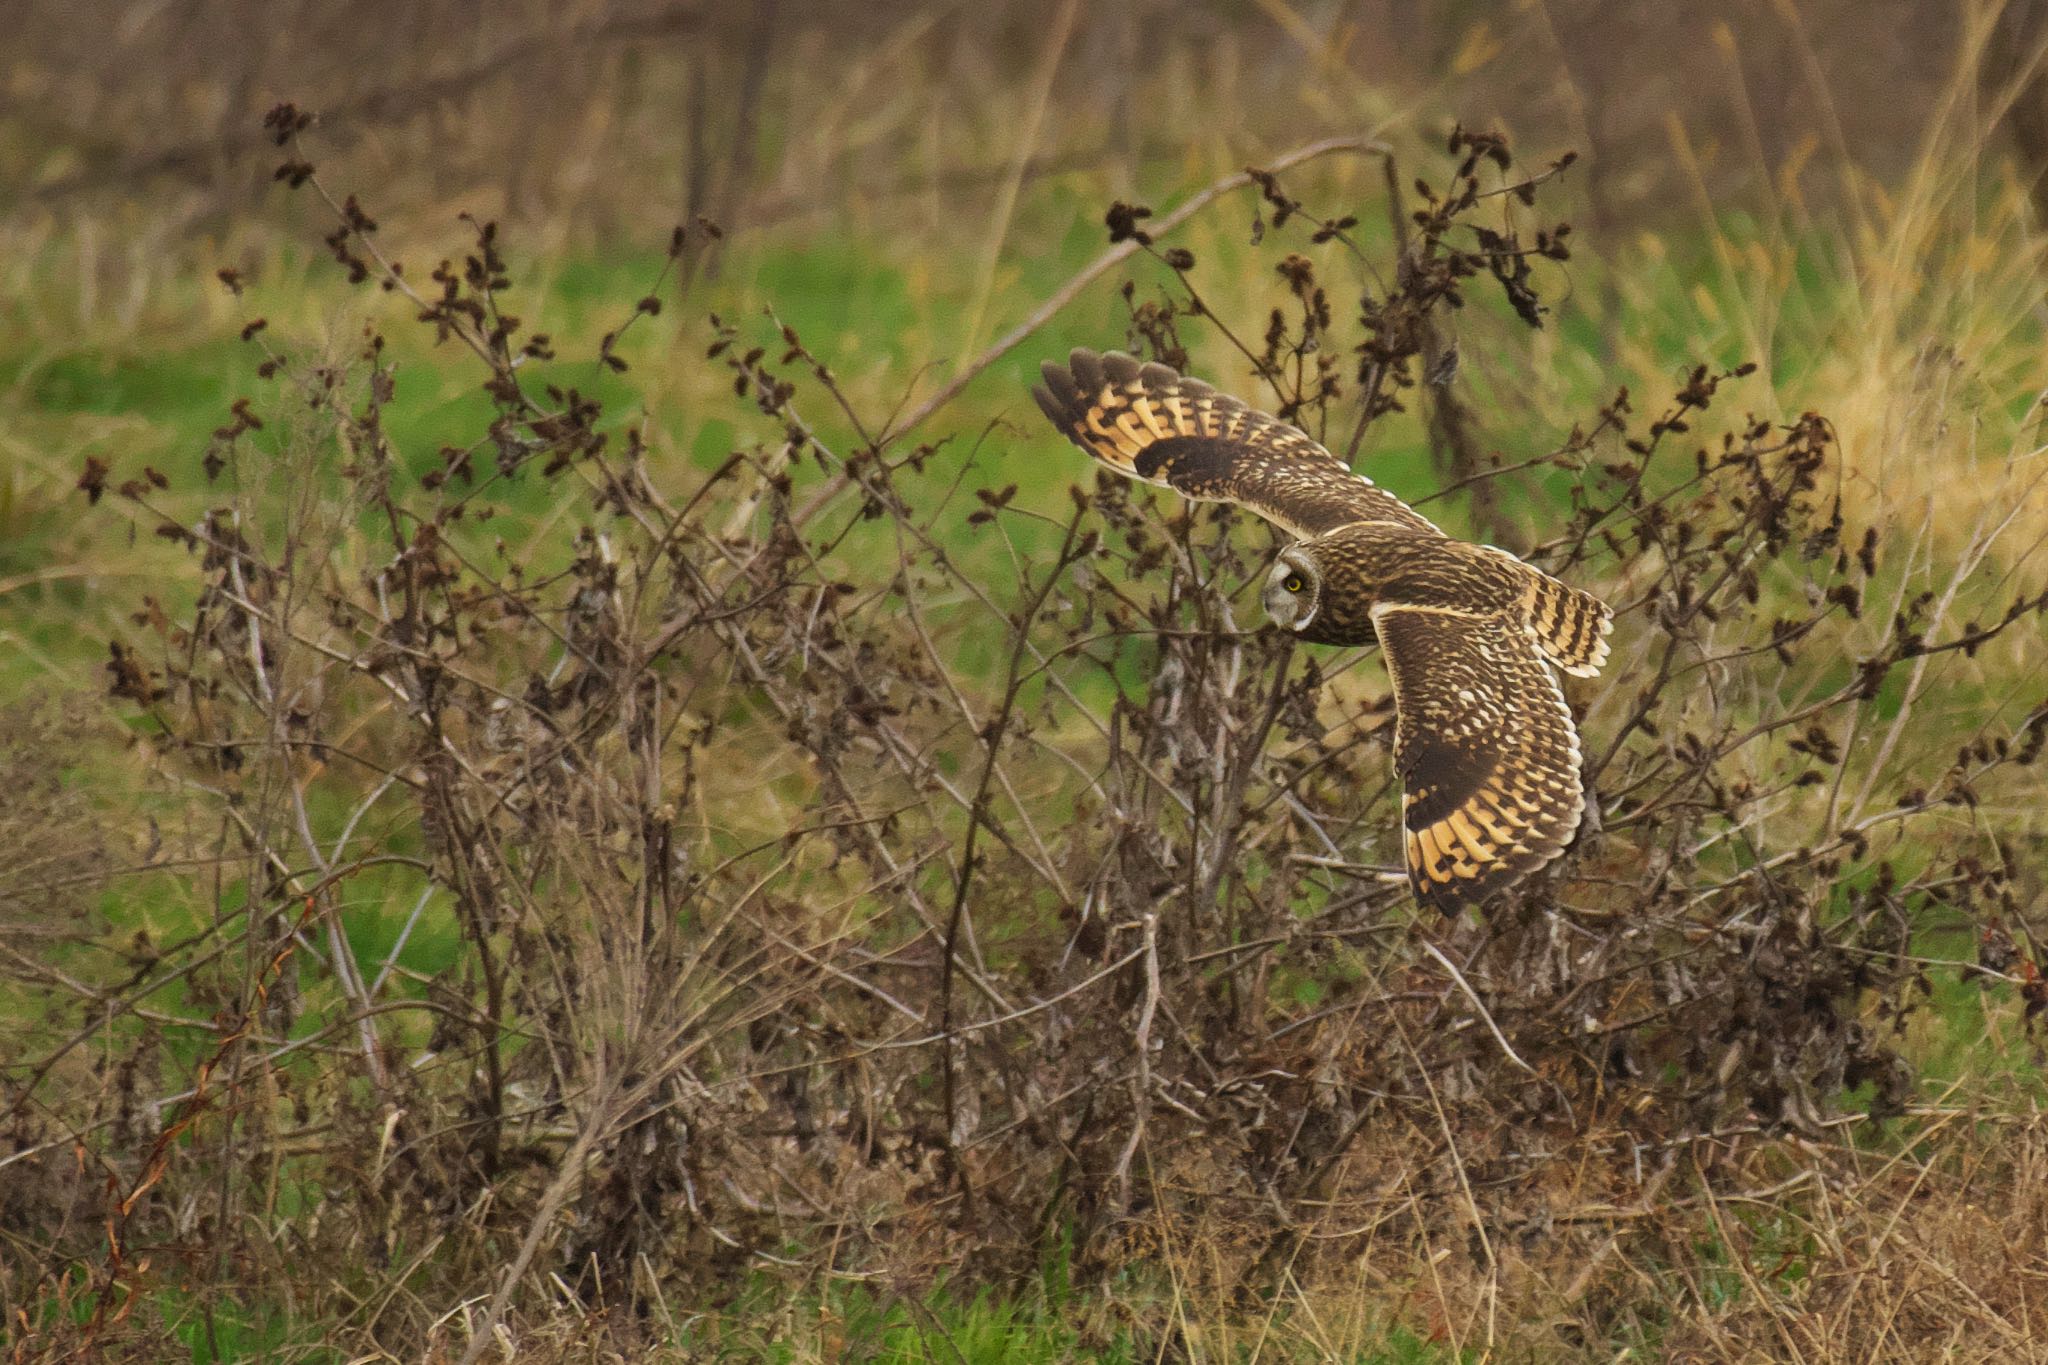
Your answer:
[1284,574,1305,593]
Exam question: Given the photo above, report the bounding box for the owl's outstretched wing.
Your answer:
[1370,602,1588,913]
[1033,348,1439,539]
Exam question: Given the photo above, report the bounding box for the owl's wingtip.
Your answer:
[1030,348,1161,480]
[1029,381,1065,428]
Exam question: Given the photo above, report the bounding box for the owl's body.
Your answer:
[1033,348,1613,913]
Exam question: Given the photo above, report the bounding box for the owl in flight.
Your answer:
[1033,349,1612,913]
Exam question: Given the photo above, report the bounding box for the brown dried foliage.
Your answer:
[6,119,2047,1361]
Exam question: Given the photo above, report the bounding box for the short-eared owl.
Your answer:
[1033,348,1612,913]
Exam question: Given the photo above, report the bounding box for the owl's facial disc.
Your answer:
[1263,552,1318,632]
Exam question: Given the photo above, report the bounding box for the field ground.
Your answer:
[7,6,2048,1362]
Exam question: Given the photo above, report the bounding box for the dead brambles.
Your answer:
[8,114,2046,1361]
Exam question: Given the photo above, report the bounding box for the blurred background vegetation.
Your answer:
[6,0,2048,644]
[5,3,2048,1362]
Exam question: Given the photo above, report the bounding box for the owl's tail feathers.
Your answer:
[1031,348,1203,481]
[1523,570,1613,677]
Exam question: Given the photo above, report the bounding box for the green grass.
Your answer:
[660,1255,1465,1364]
[9,1269,1463,1365]
[8,136,2048,1363]
[163,1293,346,1365]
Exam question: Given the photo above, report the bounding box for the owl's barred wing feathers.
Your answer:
[1514,557,1615,677]
[1371,603,1588,913]
[1033,348,1439,538]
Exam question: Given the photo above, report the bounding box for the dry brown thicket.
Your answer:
[6,114,2048,1362]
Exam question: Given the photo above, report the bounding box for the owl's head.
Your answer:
[1262,547,1321,632]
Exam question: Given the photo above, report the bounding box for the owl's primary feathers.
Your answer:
[1033,348,1613,913]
